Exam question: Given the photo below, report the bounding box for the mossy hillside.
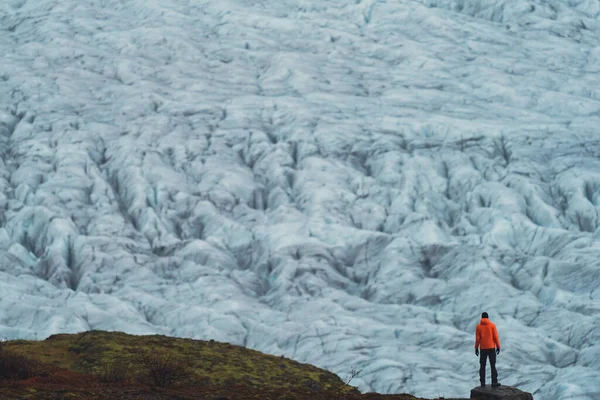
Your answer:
[2,330,358,394]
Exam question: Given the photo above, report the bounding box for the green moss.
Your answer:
[4,330,356,394]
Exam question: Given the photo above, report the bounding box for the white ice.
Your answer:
[1,0,600,399]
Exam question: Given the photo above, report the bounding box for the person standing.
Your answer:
[475,312,501,387]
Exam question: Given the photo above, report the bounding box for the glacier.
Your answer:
[1,0,600,399]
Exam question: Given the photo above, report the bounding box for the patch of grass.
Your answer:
[2,330,358,394]
[0,341,55,381]
[89,358,130,384]
[131,349,193,388]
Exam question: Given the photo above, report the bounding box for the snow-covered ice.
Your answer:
[1,0,600,399]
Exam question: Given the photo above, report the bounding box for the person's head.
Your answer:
[481,312,489,319]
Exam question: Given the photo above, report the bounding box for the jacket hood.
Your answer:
[480,318,490,325]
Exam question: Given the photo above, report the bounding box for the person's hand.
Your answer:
[496,348,500,355]
[475,349,479,356]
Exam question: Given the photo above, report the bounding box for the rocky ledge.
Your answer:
[470,385,534,400]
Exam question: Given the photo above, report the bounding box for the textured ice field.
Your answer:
[1,0,600,399]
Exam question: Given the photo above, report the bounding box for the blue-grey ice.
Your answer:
[1,1,599,399]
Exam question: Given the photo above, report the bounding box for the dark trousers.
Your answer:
[479,349,498,385]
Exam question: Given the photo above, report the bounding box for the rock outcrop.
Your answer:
[470,385,534,400]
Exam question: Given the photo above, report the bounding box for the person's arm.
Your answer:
[475,325,480,349]
[493,325,501,349]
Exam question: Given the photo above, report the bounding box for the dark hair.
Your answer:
[482,312,489,319]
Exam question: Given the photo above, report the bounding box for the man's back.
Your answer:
[475,312,501,387]
[475,317,500,350]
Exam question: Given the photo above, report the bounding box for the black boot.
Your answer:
[492,382,501,387]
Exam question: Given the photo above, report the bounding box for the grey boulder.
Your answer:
[470,385,534,400]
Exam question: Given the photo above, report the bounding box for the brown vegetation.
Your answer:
[0,331,467,400]
[0,340,57,381]
[131,350,194,388]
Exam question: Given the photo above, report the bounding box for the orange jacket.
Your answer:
[475,318,500,350]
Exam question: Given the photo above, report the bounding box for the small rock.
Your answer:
[470,385,534,400]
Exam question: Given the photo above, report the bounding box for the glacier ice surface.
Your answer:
[1,0,599,399]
